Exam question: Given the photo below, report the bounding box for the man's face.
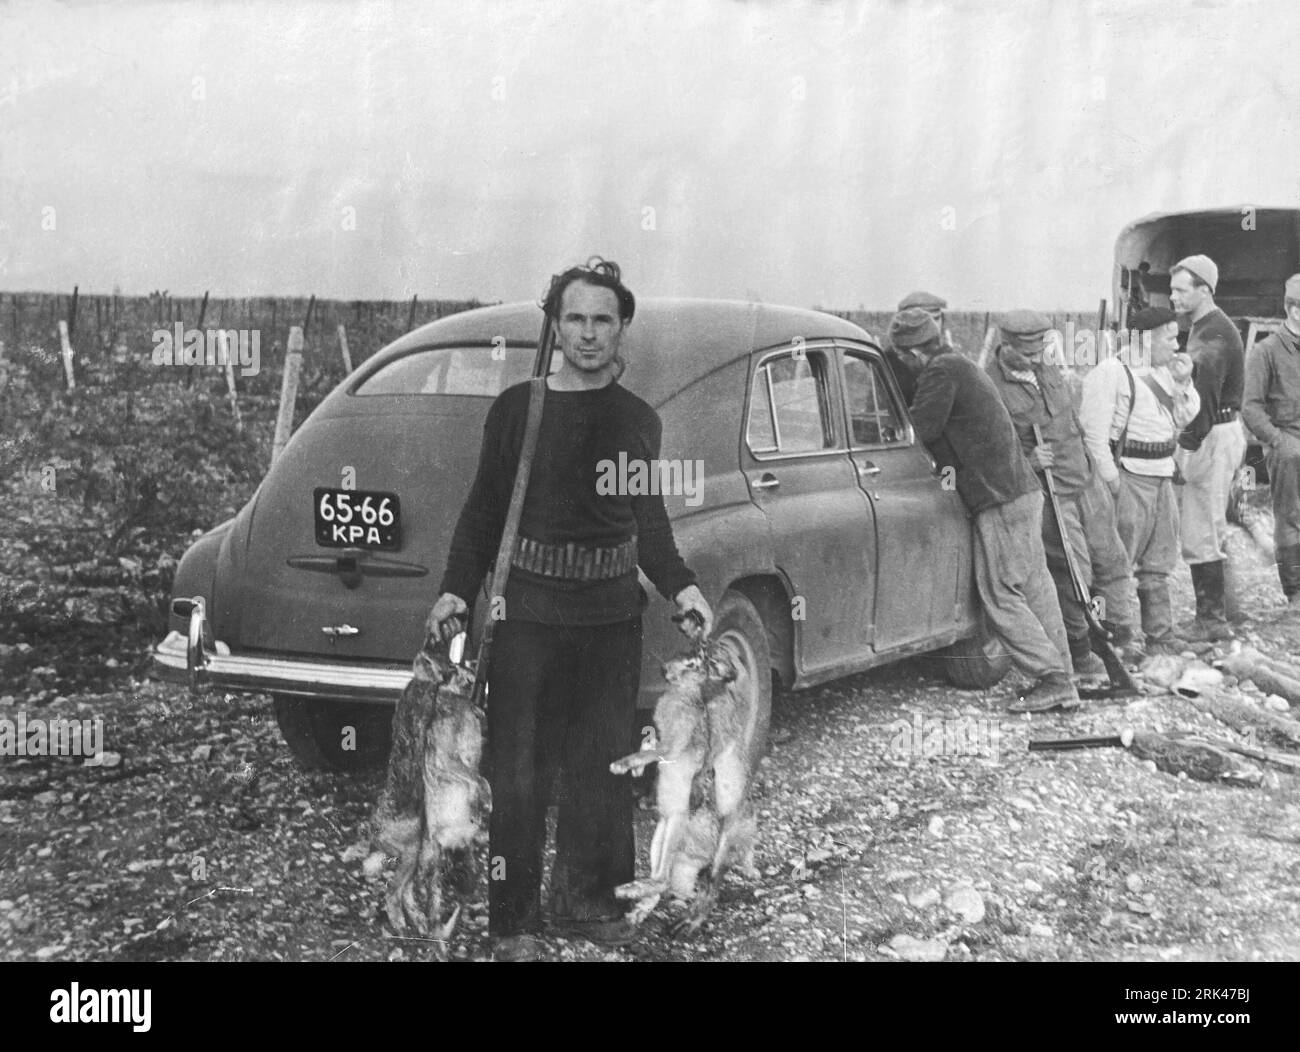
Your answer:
[1148,321,1180,367]
[1002,334,1045,369]
[1169,270,1209,316]
[556,281,624,374]
[1286,302,1300,332]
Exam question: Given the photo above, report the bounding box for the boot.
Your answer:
[1177,560,1233,643]
[1008,671,1081,713]
[1104,620,1146,665]
[1277,545,1300,619]
[1223,558,1246,624]
[1068,633,1107,676]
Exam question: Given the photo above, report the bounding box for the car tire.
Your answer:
[941,618,1011,690]
[710,590,773,776]
[272,695,393,772]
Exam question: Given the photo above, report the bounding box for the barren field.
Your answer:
[2,463,1298,962]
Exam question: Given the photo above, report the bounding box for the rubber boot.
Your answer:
[1067,633,1107,677]
[1177,560,1233,643]
[1104,619,1146,665]
[1277,544,1300,617]
[1223,558,1246,624]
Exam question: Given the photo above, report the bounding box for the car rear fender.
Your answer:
[167,517,237,636]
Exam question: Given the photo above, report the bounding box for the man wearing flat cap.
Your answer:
[986,310,1140,674]
[1169,253,1246,641]
[1242,273,1300,615]
[883,291,951,406]
[1078,308,1199,655]
[896,308,1079,713]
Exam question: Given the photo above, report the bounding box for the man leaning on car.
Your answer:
[896,308,1080,713]
[426,258,712,962]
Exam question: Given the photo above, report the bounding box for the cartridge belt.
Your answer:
[512,536,638,581]
[1212,408,1239,424]
[1116,438,1177,459]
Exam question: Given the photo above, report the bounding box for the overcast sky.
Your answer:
[2,0,1299,310]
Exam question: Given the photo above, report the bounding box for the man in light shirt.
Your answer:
[1079,307,1200,656]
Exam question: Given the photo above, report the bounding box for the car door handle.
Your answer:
[751,473,780,491]
[856,461,882,476]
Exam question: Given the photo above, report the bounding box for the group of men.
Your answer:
[887,255,1300,714]
[420,255,1300,961]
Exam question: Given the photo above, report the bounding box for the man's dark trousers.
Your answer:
[485,616,641,937]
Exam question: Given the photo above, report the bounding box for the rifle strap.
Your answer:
[470,375,547,705]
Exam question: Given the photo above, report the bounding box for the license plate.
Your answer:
[313,488,402,550]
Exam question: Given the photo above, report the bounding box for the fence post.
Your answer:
[406,294,418,331]
[337,323,353,373]
[58,320,76,391]
[272,326,304,462]
[68,285,79,341]
[217,330,243,433]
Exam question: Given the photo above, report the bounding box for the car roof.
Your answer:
[366,297,876,405]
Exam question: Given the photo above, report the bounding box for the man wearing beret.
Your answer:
[1242,273,1300,615]
[1170,254,1246,642]
[1078,307,1200,655]
[985,310,1141,674]
[883,291,951,406]
[895,308,1079,712]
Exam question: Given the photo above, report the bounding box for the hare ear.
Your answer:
[709,652,737,683]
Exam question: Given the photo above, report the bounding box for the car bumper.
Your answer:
[151,597,410,704]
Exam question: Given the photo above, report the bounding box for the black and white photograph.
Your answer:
[2,0,1300,995]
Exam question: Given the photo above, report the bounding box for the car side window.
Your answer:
[843,353,907,446]
[747,351,835,455]
[354,346,534,396]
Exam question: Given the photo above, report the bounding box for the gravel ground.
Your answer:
[3,506,1300,963]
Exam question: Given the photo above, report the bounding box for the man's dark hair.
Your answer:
[1171,265,1212,292]
[542,257,636,323]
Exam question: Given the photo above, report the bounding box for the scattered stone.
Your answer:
[99,751,122,768]
[1008,796,1037,812]
[1028,922,1053,938]
[1023,879,1043,894]
[777,912,809,926]
[190,744,212,762]
[1264,694,1291,713]
[887,933,948,962]
[928,815,945,838]
[1125,874,1143,894]
[907,887,941,909]
[945,886,985,924]
[33,790,59,806]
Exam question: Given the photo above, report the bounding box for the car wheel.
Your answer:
[271,695,393,772]
[941,617,1011,690]
[710,590,773,776]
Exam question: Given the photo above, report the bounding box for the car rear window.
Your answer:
[353,346,534,396]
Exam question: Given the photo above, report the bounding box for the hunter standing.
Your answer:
[1170,254,1247,641]
[428,259,712,961]
[1078,307,1200,655]
[985,311,1141,674]
[897,308,1079,713]
[1242,273,1300,614]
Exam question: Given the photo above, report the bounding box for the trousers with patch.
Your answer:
[1115,470,1180,641]
[973,489,1071,678]
[1176,419,1248,564]
[484,616,640,937]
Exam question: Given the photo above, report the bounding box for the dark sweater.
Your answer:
[908,348,1041,513]
[1180,306,1244,451]
[438,379,696,625]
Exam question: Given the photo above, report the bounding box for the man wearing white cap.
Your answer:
[1242,274,1300,614]
[1169,254,1246,642]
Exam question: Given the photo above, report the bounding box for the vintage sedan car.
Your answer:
[153,299,1008,770]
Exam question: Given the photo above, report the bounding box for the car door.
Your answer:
[837,344,971,650]
[742,344,875,677]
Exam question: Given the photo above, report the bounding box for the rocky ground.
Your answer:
[3,494,1300,962]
